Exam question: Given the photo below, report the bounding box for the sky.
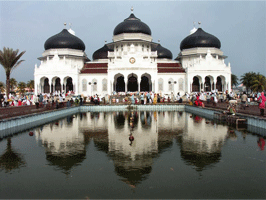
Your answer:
[0,1,265,83]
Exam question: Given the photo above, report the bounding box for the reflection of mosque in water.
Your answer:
[34,111,228,183]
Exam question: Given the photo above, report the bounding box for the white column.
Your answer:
[125,81,128,92]
[138,78,140,92]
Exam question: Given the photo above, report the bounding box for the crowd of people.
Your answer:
[0,89,265,117]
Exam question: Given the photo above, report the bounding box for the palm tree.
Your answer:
[0,47,26,97]
[17,82,26,94]
[0,81,5,93]
[251,73,266,92]
[9,78,17,92]
[231,74,238,88]
[240,72,256,92]
[0,137,26,173]
[27,80,34,92]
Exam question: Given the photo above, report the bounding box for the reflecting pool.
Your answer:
[0,111,265,199]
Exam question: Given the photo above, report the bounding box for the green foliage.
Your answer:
[0,81,5,93]
[231,74,238,87]
[9,78,17,91]
[251,73,266,92]
[240,72,256,92]
[0,47,26,97]
[27,80,34,91]
[17,82,26,94]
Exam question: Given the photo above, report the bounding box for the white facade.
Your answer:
[34,12,231,97]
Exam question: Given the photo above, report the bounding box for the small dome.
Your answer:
[113,13,151,36]
[180,28,221,50]
[92,44,113,60]
[152,44,173,59]
[44,29,85,51]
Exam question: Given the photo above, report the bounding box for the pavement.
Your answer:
[0,99,264,120]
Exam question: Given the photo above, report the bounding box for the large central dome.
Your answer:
[113,11,151,36]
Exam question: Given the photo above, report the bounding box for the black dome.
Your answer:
[113,13,151,36]
[92,44,113,60]
[180,28,221,50]
[44,29,85,51]
[152,44,173,59]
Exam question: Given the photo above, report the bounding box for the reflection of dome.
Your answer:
[44,29,86,51]
[180,28,221,50]
[180,151,221,172]
[46,152,86,174]
[113,13,151,36]
[152,44,173,59]
[92,44,113,60]
[115,165,152,187]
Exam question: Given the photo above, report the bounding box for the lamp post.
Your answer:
[168,81,177,94]
[88,82,97,97]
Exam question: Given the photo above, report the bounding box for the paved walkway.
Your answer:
[0,100,264,120]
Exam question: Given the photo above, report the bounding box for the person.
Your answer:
[55,99,59,109]
[227,103,236,115]
[39,93,43,107]
[146,92,151,104]
[153,94,157,105]
[34,95,39,109]
[0,93,3,107]
[241,92,248,110]
[140,93,144,105]
[257,92,266,117]
[131,94,135,105]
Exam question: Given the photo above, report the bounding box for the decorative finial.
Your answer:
[198,21,201,27]
[64,23,67,27]
[131,6,134,13]
[105,40,107,44]
[158,39,160,43]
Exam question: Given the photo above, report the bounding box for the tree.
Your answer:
[27,80,34,92]
[0,47,26,97]
[0,81,5,93]
[9,78,17,92]
[17,82,26,94]
[240,72,256,92]
[231,74,238,88]
[251,73,266,92]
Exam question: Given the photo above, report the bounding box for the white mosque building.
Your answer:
[34,8,231,97]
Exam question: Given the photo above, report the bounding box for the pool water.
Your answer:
[0,111,265,199]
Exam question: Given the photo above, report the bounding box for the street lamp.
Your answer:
[168,81,177,94]
[88,82,97,97]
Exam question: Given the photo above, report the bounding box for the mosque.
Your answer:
[34,8,231,97]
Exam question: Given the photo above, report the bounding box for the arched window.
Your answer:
[82,79,87,92]
[158,78,163,91]
[179,78,184,91]
[102,79,107,91]
[92,79,97,91]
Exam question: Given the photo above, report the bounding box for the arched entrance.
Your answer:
[66,77,73,93]
[140,76,150,92]
[204,77,211,92]
[216,76,223,91]
[116,76,125,92]
[192,76,200,92]
[127,74,138,92]
[55,78,61,92]
[43,78,50,93]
